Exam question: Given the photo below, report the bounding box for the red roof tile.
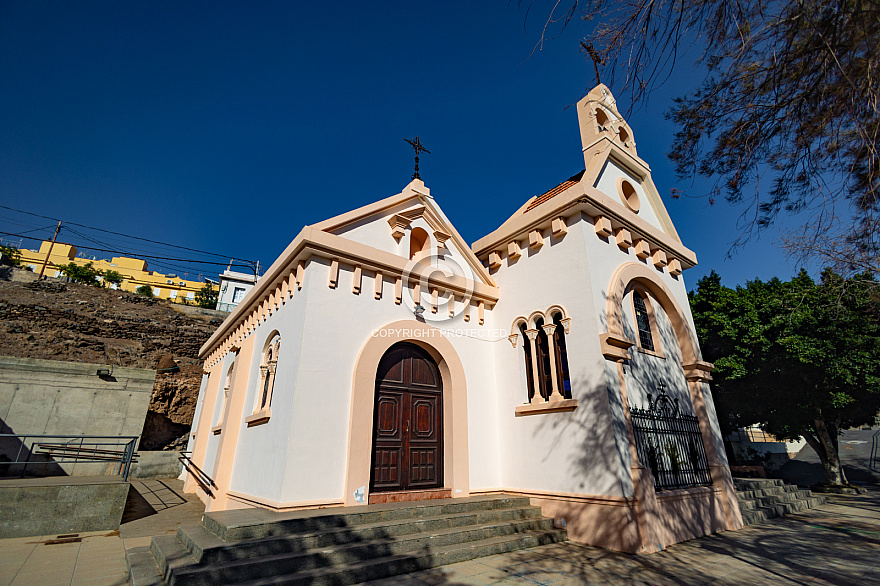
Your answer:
[524,171,584,213]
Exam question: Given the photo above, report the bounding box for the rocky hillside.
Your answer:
[0,270,223,449]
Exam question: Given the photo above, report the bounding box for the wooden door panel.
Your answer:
[408,448,438,487]
[410,396,437,440]
[370,343,443,493]
[372,448,402,490]
[410,356,439,388]
[377,349,406,384]
[374,394,403,440]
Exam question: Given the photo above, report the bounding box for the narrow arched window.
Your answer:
[534,317,552,401]
[215,359,236,429]
[633,291,655,351]
[258,334,281,410]
[551,313,571,398]
[409,227,430,260]
[520,323,536,402]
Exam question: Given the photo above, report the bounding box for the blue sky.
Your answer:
[0,1,804,288]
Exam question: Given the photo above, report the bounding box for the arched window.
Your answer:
[213,358,236,433]
[595,107,609,129]
[517,310,573,404]
[633,290,657,352]
[409,227,430,260]
[257,334,280,411]
[519,322,536,402]
[551,312,571,398]
[535,317,553,401]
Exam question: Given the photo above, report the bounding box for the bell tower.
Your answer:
[576,84,638,166]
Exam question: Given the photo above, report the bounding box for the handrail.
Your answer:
[178,451,217,497]
[0,434,139,481]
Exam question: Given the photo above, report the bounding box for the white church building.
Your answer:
[183,85,743,554]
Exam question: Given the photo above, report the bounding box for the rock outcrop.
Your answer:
[0,274,222,449]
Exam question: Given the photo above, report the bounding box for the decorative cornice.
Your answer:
[200,226,500,363]
[472,180,697,271]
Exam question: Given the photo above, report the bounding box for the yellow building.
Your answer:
[19,241,217,304]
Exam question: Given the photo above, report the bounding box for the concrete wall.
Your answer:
[0,477,129,538]
[0,356,155,476]
[129,451,183,479]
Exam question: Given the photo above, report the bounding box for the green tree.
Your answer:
[533,0,879,271]
[690,269,880,485]
[136,284,154,297]
[102,270,124,288]
[57,262,103,286]
[0,244,22,268]
[194,283,218,309]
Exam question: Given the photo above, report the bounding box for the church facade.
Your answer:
[183,85,743,554]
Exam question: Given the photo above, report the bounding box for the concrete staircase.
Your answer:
[734,478,826,525]
[126,494,567,586]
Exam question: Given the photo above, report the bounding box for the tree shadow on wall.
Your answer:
[524,288,723,555]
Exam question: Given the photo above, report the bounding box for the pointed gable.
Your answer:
[310,179,496,288]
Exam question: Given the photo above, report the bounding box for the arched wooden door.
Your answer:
[370,342,443,493]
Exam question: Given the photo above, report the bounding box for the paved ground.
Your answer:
[1,481,879,585]
[0,478,204,586]
[363,491,880,585]
[772,428,880,488]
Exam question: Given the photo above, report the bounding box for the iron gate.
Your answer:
[630,383,712,491]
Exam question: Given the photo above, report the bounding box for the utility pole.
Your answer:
[37,221,62,281]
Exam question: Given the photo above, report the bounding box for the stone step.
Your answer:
[126,495,567,586]
[737,490,815,509]
[735,485,802,499]
[151,535,199,582]
[732,478,784,490]
[203,495,534,541]
[739,496,827,525]
[234,529,567,586]
[733,476,827,526]
[178,506,545,565]
[167,518,558,586]
[126,545,164,586]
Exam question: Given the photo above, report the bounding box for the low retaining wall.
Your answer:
[0,476,129,538]
[129,451,183,479]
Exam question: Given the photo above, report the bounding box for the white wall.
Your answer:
[215,269,310,503]
[593,159,667,236]
[621,292,693,412]
[222,253,502,504]
[488,214,628,497]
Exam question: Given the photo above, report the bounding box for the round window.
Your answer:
[618,179,640,213]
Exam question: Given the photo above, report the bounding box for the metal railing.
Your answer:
[178,451,217,497]
[630,383,712,491]
[216,302,238,313]
[0,434,139,481]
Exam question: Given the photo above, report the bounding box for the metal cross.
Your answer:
[404,136,431,180]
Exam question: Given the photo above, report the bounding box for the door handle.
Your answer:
[406,420,410,434]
